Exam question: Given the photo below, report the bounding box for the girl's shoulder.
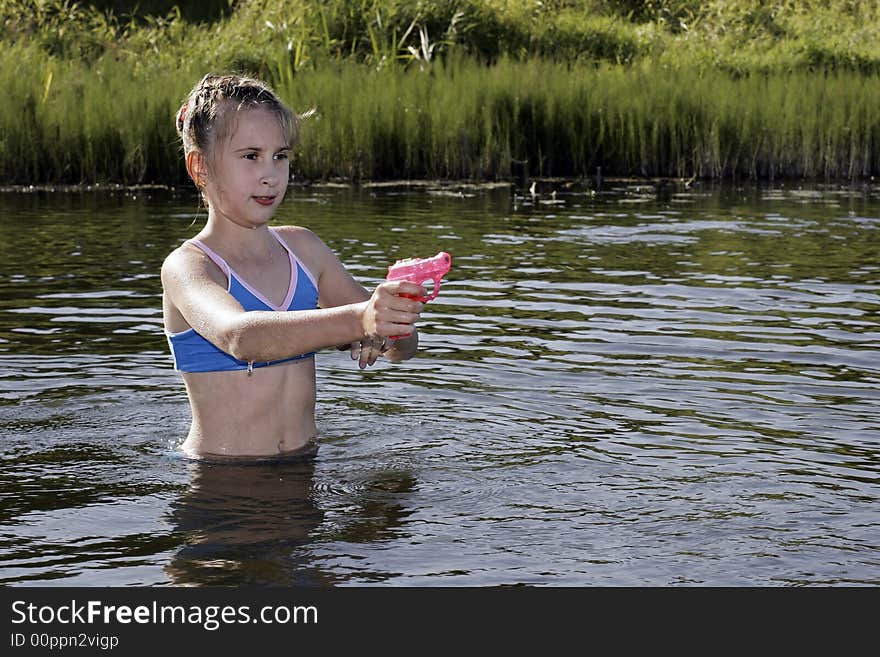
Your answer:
[272,224,336,259]
[161,240,227,288]
[272,224,321,248]
[271,225,339,278]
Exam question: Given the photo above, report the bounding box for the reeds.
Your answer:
[0,42,201,184]
[284,57,880,182]
[2,0,879,184]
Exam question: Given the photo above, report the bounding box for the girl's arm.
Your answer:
[161,244,424,364]
[280,227,422,368]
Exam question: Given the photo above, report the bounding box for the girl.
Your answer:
[162,73,426,460]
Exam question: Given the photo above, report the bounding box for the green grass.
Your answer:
[2,0,879,184]
[0,42,199,184]
[282,56,879,182]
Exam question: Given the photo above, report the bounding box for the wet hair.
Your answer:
[175,73,302,162]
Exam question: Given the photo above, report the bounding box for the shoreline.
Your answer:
[2,176,876,195]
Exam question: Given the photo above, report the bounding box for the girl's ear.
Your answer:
[186,151,207,189]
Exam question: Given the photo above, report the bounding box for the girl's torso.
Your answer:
[163,226,322,458]
[178,359,318,458]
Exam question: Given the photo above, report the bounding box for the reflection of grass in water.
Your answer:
[2,41,879,183]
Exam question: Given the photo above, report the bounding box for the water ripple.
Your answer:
[1,184,878,585]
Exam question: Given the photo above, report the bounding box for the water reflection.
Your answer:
[164,451,422,586]
[165,456,329,587]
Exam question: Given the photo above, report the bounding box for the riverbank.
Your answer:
[2,1,879,185]
[5,176,877,201]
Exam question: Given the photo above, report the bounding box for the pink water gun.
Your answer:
[386,251,452,302]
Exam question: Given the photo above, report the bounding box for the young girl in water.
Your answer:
[162,73,426,460]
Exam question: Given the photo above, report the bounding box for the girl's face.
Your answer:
[204,108,291,229]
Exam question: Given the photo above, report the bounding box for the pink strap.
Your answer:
[269,228,319,290]
[188,231,318,311]
[189,239,230,278]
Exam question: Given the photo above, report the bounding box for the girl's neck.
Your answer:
[199,211,277,261]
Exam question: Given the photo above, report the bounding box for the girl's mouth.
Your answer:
[253,196,276,206]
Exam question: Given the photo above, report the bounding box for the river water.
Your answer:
[1,181,878,586]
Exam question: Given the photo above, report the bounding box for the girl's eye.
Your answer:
[243,153,257,160]
[274,152,289,161]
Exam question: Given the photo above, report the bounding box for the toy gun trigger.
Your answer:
[417,276,441,302]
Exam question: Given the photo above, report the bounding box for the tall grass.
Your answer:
[0,42,202,184]
[2,0,879,184]
[3,44,878,184]
[281,57,877,182]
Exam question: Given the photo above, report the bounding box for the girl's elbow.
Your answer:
[220,323,256,362]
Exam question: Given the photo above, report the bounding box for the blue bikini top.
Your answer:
[166,228,319,373]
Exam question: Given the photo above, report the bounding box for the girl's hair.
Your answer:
[175,73,303,159]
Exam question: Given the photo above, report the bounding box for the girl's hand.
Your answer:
[359,281,425,339]
[347,336,396,369]
[347,281,424,369]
